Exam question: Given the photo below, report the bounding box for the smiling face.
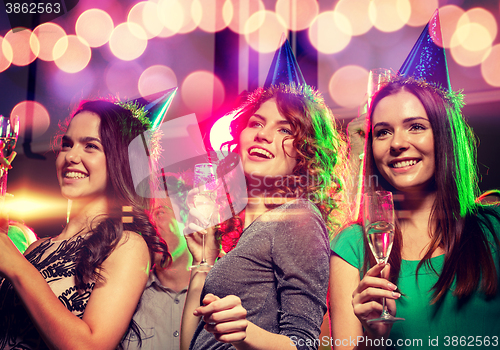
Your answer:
[238,99,297,179]
[371,90,435,193]
[56,111,108,202]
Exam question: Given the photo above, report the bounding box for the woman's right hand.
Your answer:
[352,262,400,337]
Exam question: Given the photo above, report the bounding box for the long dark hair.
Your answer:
[220,84,347,243]
[58,100,170,344]
[362,77,500,302]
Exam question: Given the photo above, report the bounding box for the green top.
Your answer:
[8,225,31,253]
[331,211,500,349]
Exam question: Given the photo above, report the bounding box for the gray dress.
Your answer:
[189,199,330,350]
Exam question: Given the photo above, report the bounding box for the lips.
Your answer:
[248,147,275,159]
[389,159,420,168]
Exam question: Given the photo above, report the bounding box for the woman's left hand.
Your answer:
[194,293,248,344]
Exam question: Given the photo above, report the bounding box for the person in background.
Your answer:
[124,174,191,350]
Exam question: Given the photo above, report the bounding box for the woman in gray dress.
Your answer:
[181,84,347,350]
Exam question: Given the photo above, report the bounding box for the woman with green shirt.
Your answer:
[329,75,500,349]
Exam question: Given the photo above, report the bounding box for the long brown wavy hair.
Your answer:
[57,100,170,345]
[217,84,347,248]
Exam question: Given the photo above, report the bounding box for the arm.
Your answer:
[0,231,150,350]
[329,254,363,350]
[180,205,220,350]
[180,265,211,350]
[194,294,296,350]
[329,255,399,350]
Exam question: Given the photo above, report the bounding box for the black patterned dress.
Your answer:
[0,235,95,350]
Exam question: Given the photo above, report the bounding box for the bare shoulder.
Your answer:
[117,230,149,252]
[23,236,50,256]
[102,231,150,269]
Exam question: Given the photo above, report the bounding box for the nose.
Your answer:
[65,145,81,164]
[255,126,274,144]
[390,130,409,153]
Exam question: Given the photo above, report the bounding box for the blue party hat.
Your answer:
[264,34,306,88]
[398,9,451,91]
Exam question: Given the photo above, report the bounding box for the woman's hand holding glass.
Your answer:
[184,186,220,269]
[194,293,248,345]
[352,262,400,337]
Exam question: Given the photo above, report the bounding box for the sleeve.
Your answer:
[330,224,365,270]
[271,200,330,350]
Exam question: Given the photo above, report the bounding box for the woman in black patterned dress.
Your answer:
[0,100,168,349]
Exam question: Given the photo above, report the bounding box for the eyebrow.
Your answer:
[252,114,291,125]
[372,116,429,129]
[62,135,102,144]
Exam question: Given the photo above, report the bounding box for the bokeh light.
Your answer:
[450,39,491,67]
[138,65,178,97]
[439,5,465,48]
[275,0,319,32]
[10,101,50,139]
[181,71,225,119]
[8,192,67,221]
[76,9,114,48]
[51,69,96,103]
[177,0,200,34]
[368,0,411,33]
[309,11,351,54]
[193,0,228,33]
[335,0,373,36]
[54,35,91,73]
[0,37,13,72]
[109,23,148,61]
[31,23,66,61]
[450,8,495,68]
[4,29,38,66]
[329,65,368,108]
[210,112,234,151]
[406,0,438,27]
[225,0,265,35]
[457,8,497,50]
[454,22,492,52]
[481,44,500,87]
[157,0,185,37]
[245,10,288,53]
[105,60,142,98]
[128,1,163,39]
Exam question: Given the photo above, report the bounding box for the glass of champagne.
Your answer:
[367,68,392,108]
[190,163,218,270]
[0,115,20,198]
[363,191,404,324]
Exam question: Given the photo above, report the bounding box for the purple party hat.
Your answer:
[398,9,451,91]
[264,34,306,88]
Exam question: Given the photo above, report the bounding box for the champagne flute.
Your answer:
[367,68,391,108]
[190,163,218,270]
[0,115,20,198]
[363,191,404,324]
